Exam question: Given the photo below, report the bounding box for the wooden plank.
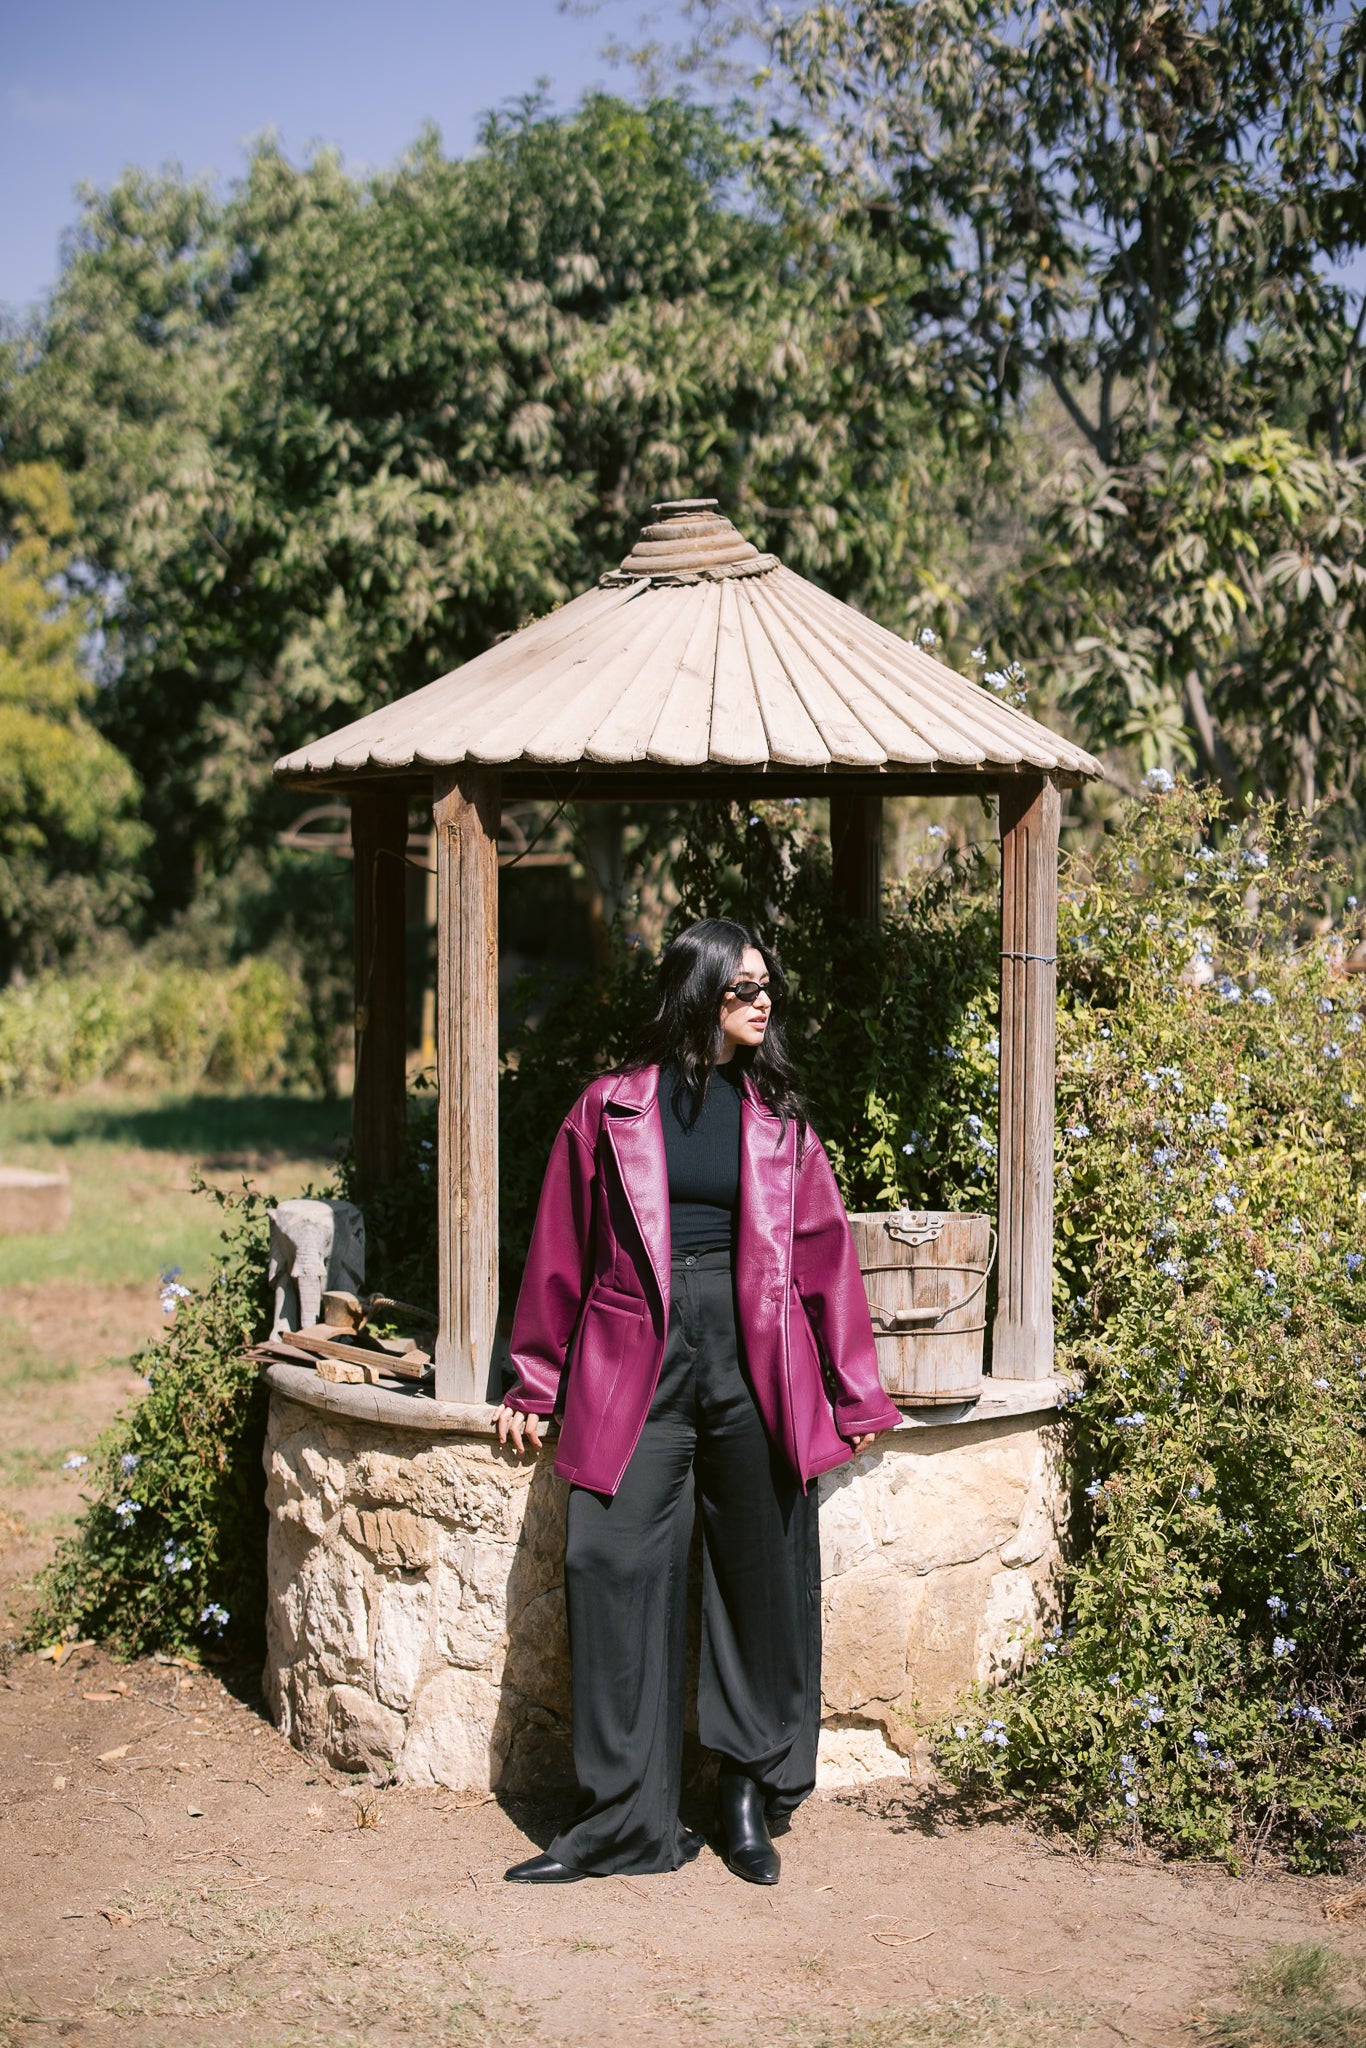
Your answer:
[433,768,501,1403]
[774,575,990,766]
[992,776,1060,1379]
[405,588,648,765]
[737,582,830,767]
[584,589,710,762]
[746,583,887,767]
[708,580,770,764]
[471,589,684,764]
[645,582,722,767]
[368,588,644,768]
[291,585,635,773]
[288,1326,431,1377]
[350,788,409,1192]
[765,573,946,765]
[789,576,1085,771]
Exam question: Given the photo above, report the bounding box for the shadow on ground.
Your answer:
[0,1092,350,1167]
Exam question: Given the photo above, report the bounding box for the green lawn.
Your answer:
[0,1090,351,1289]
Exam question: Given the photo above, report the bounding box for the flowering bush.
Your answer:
[27,1184,274,1658]
[939,785,1366,1870]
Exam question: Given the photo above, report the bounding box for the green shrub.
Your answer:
[26,1183,273,1659]
[0,954,307,1097]
[938,785,1366,1870]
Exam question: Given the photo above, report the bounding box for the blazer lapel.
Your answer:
[603,1066,671,1317]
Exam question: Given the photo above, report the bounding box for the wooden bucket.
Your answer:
[848,1210,996,1405]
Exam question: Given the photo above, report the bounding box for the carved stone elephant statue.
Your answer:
[267,1198,365,1337]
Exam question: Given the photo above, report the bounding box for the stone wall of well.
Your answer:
[263,1372,1066,1793]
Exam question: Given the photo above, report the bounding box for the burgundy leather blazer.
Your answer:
[505,1063,901,1495]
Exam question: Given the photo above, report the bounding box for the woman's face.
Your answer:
[717,945,774,1060]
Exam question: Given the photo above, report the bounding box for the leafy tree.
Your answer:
[6,97,961,930]
[1017,426,1366,824]
[686,2,1366,817]
[0,463,147,982]
[732,0,1366,459]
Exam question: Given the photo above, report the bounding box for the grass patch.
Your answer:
[0,1315,76,1390]
[0,1089,348,1288]
[1202,1945,1366,2048]
[782,1998,1097,2048]
[85,1882,503,2043]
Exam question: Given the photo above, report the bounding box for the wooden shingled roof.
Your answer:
[274,501,1103,791]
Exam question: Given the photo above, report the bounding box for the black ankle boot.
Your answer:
[719,1774,780,1885]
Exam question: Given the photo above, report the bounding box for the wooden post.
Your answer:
[992,776,1060,1380]
[433,768,501,1404]
[350,787,409,1193]
[830,790,882,925]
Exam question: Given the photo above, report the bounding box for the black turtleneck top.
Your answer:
[658,1060,744,1253]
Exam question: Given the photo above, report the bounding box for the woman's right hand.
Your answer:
[494,1405,545,1455]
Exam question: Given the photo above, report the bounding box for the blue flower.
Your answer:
[1068,1122,1090,1140]
[1146,1704,1165,1722]
[1124,1790,1139,1807]
[1156,1258,1185,1279]
[1323,1041,1344,1061]
[1317,997,1335,1014]
[1215,976,1242,1003]
[200,1603,230,1635]
[1250,987,1275,1006]
[1267,1595,1288,1617]
[1242,849,1269,870]
[1313,1377,1331,1390]
[1192,1730,1209,1747]
[119,1451,140,1475]
[1346,1253,1364,1276]
[1143,767,1175,794]
[62,1453,88,1470]
[1085,1480,1107,1500]
[113,1499,141,1526]
[1273,1636,1296,1659]
[1212,1192,1237,1215]
[1114,1413,1147,1429]
[1253,1268,1277,1291]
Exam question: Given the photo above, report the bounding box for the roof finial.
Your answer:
[604,501,778,586]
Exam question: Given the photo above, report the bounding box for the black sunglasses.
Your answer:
[725,977,780,1004]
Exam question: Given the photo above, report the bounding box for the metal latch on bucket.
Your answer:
[866,1214,999,1332]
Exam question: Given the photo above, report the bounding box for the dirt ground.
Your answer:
[2,1282,1364,2048]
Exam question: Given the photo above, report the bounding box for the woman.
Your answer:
[493,918,900,1885]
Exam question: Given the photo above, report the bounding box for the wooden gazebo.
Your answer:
[275,501,1102,1404]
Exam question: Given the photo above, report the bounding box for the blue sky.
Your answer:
[2,0,634,315]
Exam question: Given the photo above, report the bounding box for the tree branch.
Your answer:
[1183,670,1242,808]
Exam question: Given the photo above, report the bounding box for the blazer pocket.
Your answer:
[587,1281,646,1317]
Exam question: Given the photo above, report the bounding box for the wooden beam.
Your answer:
[276,766,1099,802]
[830,791,883,924]
[992,776,1060,1380]
[350,788,409,1193]
[433,768,501,1403]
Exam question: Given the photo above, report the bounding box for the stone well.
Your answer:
[263,1364,1067,1792]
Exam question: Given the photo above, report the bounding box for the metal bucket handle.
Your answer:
[866,1219,999,1332]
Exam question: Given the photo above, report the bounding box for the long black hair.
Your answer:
[625,918,805,1133]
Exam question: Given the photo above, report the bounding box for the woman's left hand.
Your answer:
[848,1433,876,1455]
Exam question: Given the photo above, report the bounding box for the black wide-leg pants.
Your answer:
[548,1248,821,1877]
